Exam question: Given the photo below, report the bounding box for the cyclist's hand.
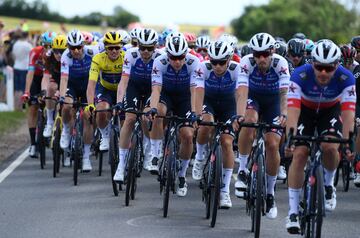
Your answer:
[58,96,65,106]
[54,90,60,99]
[21,92,30,103]
[38,90,47,103]
[114,102,123,112]
[279,114,287,127]
[343,146,354,161]
[231,115,245,131]
[84,103,96,115]
[186,111,200,128]
[146,108,158,121]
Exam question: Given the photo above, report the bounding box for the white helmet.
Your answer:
[208,41,233,60]
[166,35,188,56]
[129,27,141,39]
[219,34,238,50]
[117,29,131,44]
[312,39,341,64]
[165,31,183,43]
[196,35,211,49]
[138,28,158,45]
[67,29,84,46]
[249,33,275,51]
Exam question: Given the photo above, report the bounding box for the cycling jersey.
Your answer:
[238,53,290,95]
[28,46,47,76]
[286,55,312,75]
[188,49,204,62]
[89,51,125,91]
[232,53,241,63]
[44,50,61,84]
[288,64,356,112]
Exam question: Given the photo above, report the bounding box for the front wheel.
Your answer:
[341,159,350,192]
[210,146,222,228]
[109,127,119,196]
[253,153,264,238]
[163,140,175,218]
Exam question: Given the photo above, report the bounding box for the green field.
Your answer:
[0,111,26,136]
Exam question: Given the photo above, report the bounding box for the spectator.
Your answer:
[11,31,32,110]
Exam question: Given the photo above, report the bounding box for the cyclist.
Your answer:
[113,28,161,181]
[274,40,287,57]
[235,33,290,219]
[184,32,204,61]
[286,38,311,74]
[304,38,315,56]
[219,33,240,63]
[240,44,252,58]
[59,29,99,172]
[128,27,141,48]
[339,44,358,73]
[193,41,248,208]
[293,32,306,40]
[21,31,56,157]
[195,35,211,60]
[351,36,360,63]
[285,40,355,234]
[85,31,124,152]
[147,33,200,197]
[82,32,93,45]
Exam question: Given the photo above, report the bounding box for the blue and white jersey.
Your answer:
[195,60,248,99]
[151,53,199,95]
[122,47,162,88]
[238,53,290,95]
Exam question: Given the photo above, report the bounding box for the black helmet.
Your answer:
[293,32,306,40]
[287,38,305,57]
[274,41,287,57]
[240,44,252,57]
[351,36,360,50]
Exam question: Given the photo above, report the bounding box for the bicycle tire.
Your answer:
[52,119,61,177]
[203,158,211,219]
[37,112,46,169]
[341,159,350,192]
[254,153,264,238]
[109,127,119,196]
[334,163,340,187]
[125,139,136,206]
[163,140,175,218]
[210,146,222,228]
[98,152,103,177]
[73,121,82,186]
[131,139,141,200]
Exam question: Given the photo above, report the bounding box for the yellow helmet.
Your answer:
[52,35,67,50]
[103,31,122,45]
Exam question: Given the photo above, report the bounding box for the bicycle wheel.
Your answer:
[334,163,340,187]
[37,112,46,169]
[131,140,141,200]
[163,140,175,218]
[202,157,211,219]
[125,139,136,206]
[341,159,350,192]
[98,152,103,177]
[109,126,119,196]
[52,119,61,177]
[73,121,82,186]
[210,146,222,228]
[253,153,264,238]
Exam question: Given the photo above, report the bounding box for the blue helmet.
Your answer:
[41,31,56,45]
[304,39,315,53]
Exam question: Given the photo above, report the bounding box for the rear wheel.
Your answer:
[52,119,62,177]
[109,126,119,196]
[341,159,350,192]
[37,111,46,169]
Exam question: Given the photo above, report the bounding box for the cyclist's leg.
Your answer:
[43,80,57,137]
[60,89,74,149]
[141,97,152,165]
[220,132,235,208]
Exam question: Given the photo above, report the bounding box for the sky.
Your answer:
[26,0,269,26]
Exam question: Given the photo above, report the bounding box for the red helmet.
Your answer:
[184,32,197,44]
[340,44,356,61]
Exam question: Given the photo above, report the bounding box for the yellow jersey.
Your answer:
[89,51,125,91]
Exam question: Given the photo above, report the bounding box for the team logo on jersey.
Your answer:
[131,52,138,58]
[160,59,167,65]
[348,86,356,96]
[152,67,159,75]
[187,59,194,65]
[289,83,296,93]
[124,58,129,65]
[61,61,67,67]
[228,63,237,71]
[278,66,288,75]
[340,74,348,81]
[241,64,249,74]
[195,68,203,77]
[299,72,307,80]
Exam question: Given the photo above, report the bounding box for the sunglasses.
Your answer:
[53,49,65,55]
[188,44,196,49]
[43,44,52,49]
[168,54,186,61]
[69,45,83,50]
[197,48,207,53]
[313,63,337,72]
[210,59,227,66]
[253,50,272,58]
[289,51,304,58]
[139,45,155,52]
[106,46,121,51]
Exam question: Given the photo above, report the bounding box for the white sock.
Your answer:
[288,188,301,215]
[221,168,233,193]
[324,168,336,186]
[99,122,110,138]
[195,143,207,161]
[178,159,190,177]
[143,135,150,152]
[83,144,91,160]
[150,139,162,158]
[46,109,54,125]
[118,148,129,170]
[238,154,249,173]
[266,174,277,196]
[63,122,70,133]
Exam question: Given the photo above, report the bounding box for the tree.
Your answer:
[231,0,359,43]
[107,5,140,28]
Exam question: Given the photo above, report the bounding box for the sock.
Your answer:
[178,159,190,177]
[29,127,36,145]
[99,122,110,138]
[324,168,336,186]
[150,139,162,158]
[83,144,91,160]
[46,109,54,125]
[288,188,301,215]
[195,143,207,161]
[143,135,150,150]
[221,168,233,193]
[237,154,249,173]
[63,122,70,133]
[266,174,277,196]
[118,148,129,170]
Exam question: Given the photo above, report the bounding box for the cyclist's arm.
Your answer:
[117,74,129,103]
[236,64,249,116]
[287,81,301,135]
[150,59,163,109]
[41,72,50,92]
[24,49,36,93]
[150,85,161,109]
[278,57,290,116]
[59,52,70,98]
[342,110,355,139]
[87,59,101,105]
[280,87,288,116]
[340,83,356,139]
[190,85,196,112]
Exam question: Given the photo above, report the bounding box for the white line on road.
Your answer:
[0,149,28,183]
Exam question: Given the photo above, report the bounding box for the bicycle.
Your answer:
[198,120,228,228]
[240,122,284,238]
[155,115,191,218]
[286,128,353,238]
[50,101,64,178]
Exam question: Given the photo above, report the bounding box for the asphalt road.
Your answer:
[0,149,359,238]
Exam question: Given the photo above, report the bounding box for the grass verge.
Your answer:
[0,111,26,136]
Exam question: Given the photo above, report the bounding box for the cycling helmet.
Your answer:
[304,39,315,53]
[208,41,233,60]
[196,35,211,49]
[82,31,93,44]
[219,33,238,49]
[138,28,158,45]
[41,31,56,45]
[274,41,287,57]
[287,38,305,56]
[312,39,341,64]
[240,44,252,57]
[274,36,286,43]
[351,36,360,50]
[129,27,141,39]
[184,32,197,44]
[340,44,356,60]
[117,29,131,44]
[293,32,306,40]
[91,32,102,42]
[166,35,188,56]
[52,35,67,50]
[67,30,84,46]
[103,31,122,45]
[249,33,275,51]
